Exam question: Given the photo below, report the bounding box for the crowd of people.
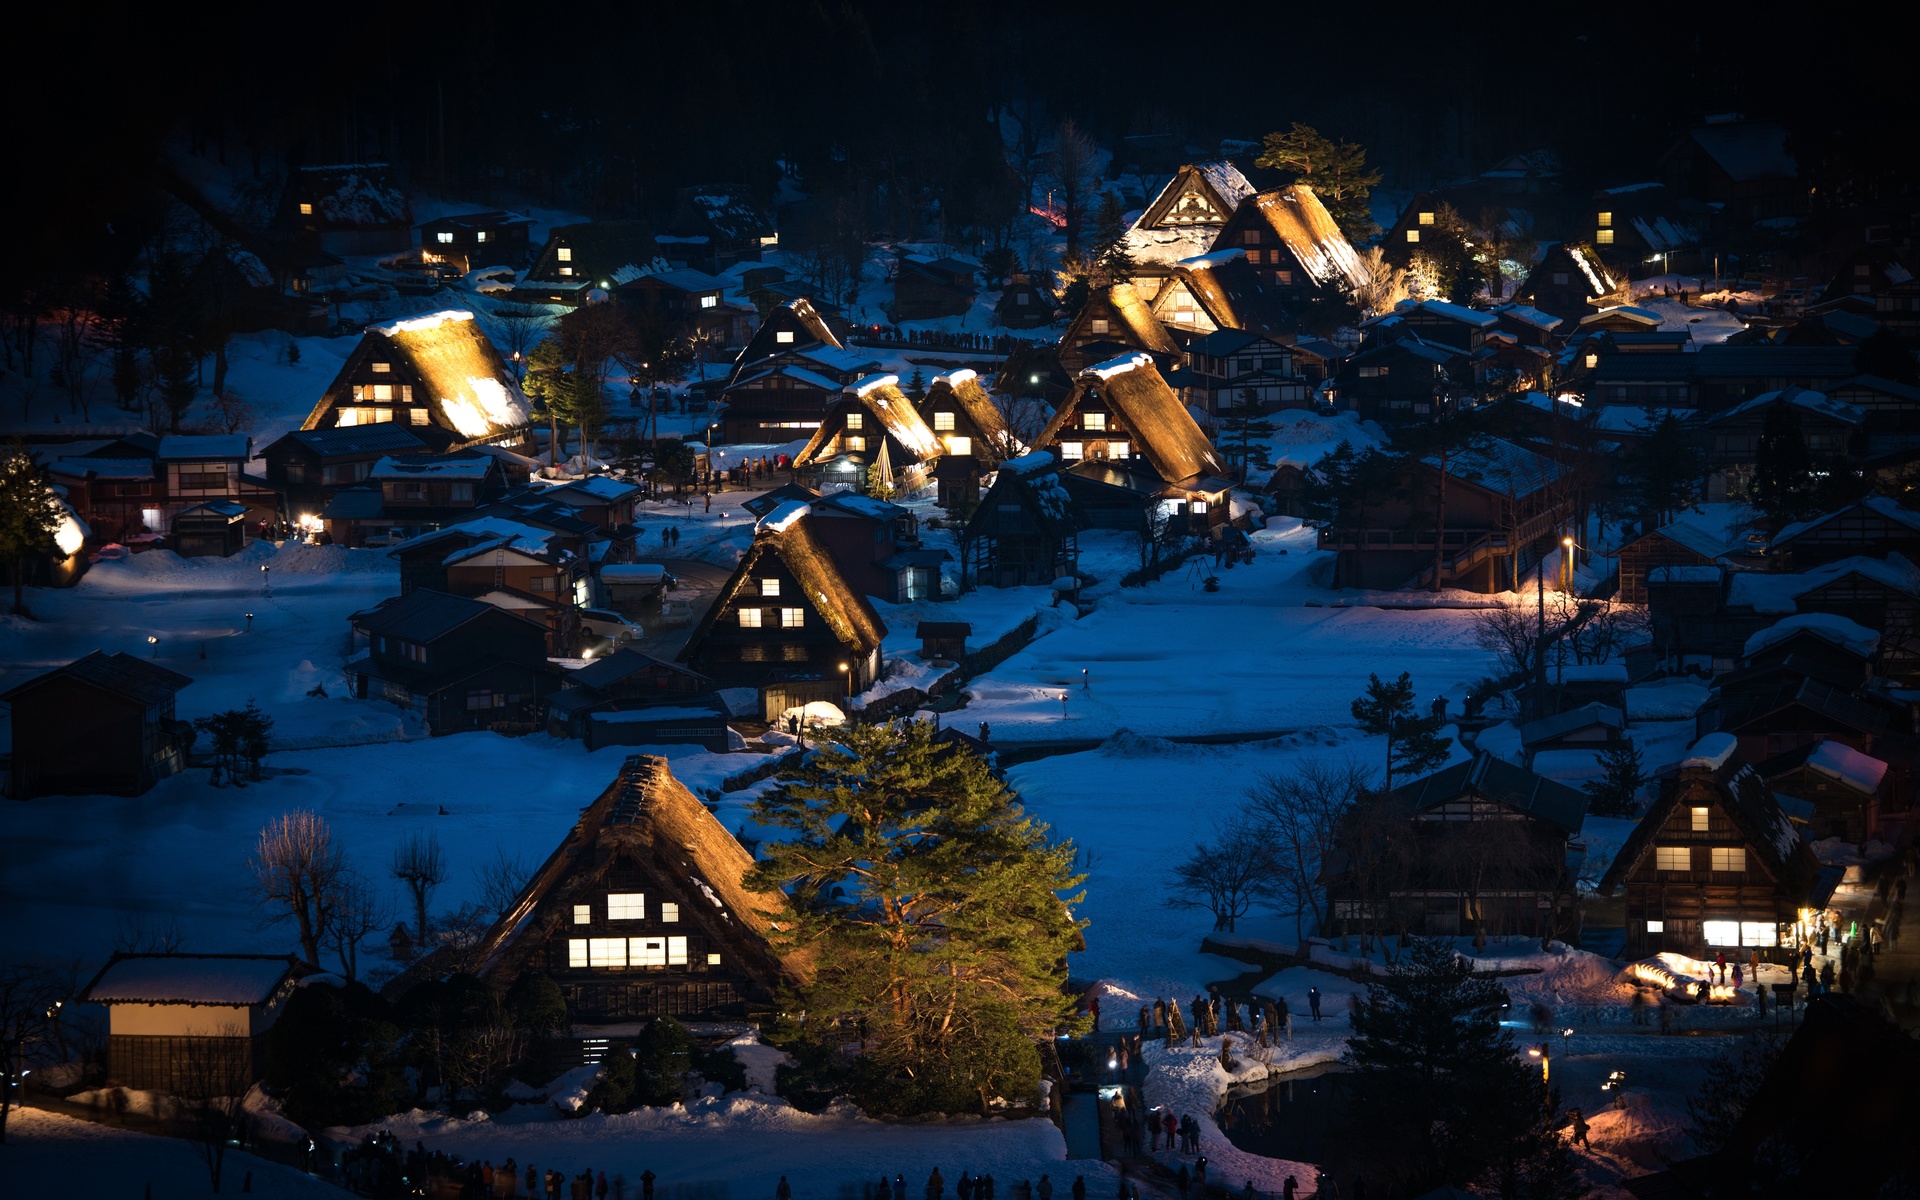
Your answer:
[336,1133,657,1200]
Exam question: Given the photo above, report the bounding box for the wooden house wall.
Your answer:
[1618,781,1798,960]
[719,380,835,443]
[687,556,880,689]
[1618,531,1716,605]
[7,679,171,799]
[1774,512,1920,569]
[1766,764,1874,843]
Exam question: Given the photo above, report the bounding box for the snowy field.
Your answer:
[4,1107,342,1200]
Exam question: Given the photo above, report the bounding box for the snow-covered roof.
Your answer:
[1564,245,1614,297]
[157,435,251,461]
[1645,519,1736,561]
[1178,248,1247,271]
[1591,406,1696,434]
[82,954,296,1007]
[1711,386,1864,427]
[1624,682,1710,721]
[1682,122,1797,183]
[633,267,725,292]
[1631,215,1700,253]
[1773,495,1920,548]
[1413,300,1499,328]
[548,474,643,501]
[1727,553,1920,614]
[756,501,811,534]
[331,310,530,441]
[1579,306,1661,329]
[369,454,493,480]
[1681,732,1739,772]
[389,516,555,555]
[1121,224,1221,267]
[1084,351,1155,381]
[1743,612,1879,660]
[1246,186,1370,292]
[1497,305,1562,332]
[731,364,844,393]
[999,450,1058,476]
[1422,438,1567,497]
[293,164,409,228]
[599,564,668,583]
[1805,740,1887,794]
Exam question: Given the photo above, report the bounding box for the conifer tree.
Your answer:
[1255,123,1384,242]
[1583,739,1646,817]
[1751,397,1819,536]
[0,439,64,617]
[1351,671,1452,790]
[1090,193,1136,287]
[1631,410,1704,525]
[748,720,1086,1114]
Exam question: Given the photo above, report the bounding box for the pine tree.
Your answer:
[1351,672,1452,790]
[906,367,926,401]
[1751,397,1819,536]
[1090,193,1136,287]
[1347,939,1577,1196]
[1583,739,1646,817]
[747,720,1086,1114]
[1632,410,1704,525]
[0,440,65,617]
[1255,123,1384,242]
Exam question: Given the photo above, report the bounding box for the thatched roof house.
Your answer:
[679,504,889,698]
[792,374,942,482]
[472,754,805,1021]
[1058,283,1181,374]
[1149,249,1292,337]
[1036,353,1226,486]
[1211,185,1370,303]
[301,311,532,445]
[920,368,1016,463]
[1120,162,1257,298]
[514,220,663,305]
[277,163,412,256]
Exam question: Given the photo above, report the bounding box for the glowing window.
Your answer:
[933,411,956,431]
[607,893,645,920]
[1406,230,1421,243]
[372,384,394,401]
[780,608,804,628]
[776,331,795,344]
[846,436,866,451]
[299,202,313,216]
[1646,920,1664,933]
[477,231,489,243]
[1711,848,1746,873]
[1189,499,1207,513]
[760,578,781,597]
[1703,921,1740,947]
[669,937,690,965]
[737,608,763,628]
[1597,212,1613,228]
[1089,319,1109,334]
[1584,353,1599,369]
[568,939,588,967]
[630,938,667,967]
[557,247,573,262]
[701,295,718,309]
[1109,442,1131,459]
[1655,846,1691,872]
[1596,229,1615,245]
[1740,922,1777,947]
[372,362,391,373]
[573,905,592,924]
[945,436,971,455]
[1083,412,1106,431]
[707,952,722,966]
[1691,807,1710,832]
[1418,211,1435,226]
[437,231,454,244]
[1059,441,1083,460]
[845,412,863,430]
[661,903,680,923]
[411,409,431,426]
[587,938,626,967]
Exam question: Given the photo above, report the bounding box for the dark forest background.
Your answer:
[12,0,1916,282]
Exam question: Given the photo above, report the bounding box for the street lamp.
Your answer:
[244,612,255,633]
[1528,1043,1549,1084]
[260,563,272,597]
[147,635,158,657]
[838,661,851,701]
[1561,535,1575,592]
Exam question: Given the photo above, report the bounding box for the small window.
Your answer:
[1059,441,1083,460]
[845,412,863,430]
[1552,272,1570,285]
[1418,211,1435,226]
[299,202,313,216]
[1242,230,1259,245]
[411,408,431,426]
[776,330,795,344]
[372,362,391,373]
[560,266,572,276]
[1189,498,1206,513]
[1584,353,1599,369]
[737,608,763,628]
[607,893,645,920]
[568,939,588,967]
[1690,807,1710,832]
[557,247,573,262]
[846,436,866,451]
[700,295,718,309]
[477,231,490,243]
[670,937,690,965]
[437,231,455,244]
[946,435,971,455]
[1083,412,1106,431]
[707,952,723,966]
[660,902,680,923]
[1711,848,1746,873]
[1655,846,1691,872]
[1646,920,1664,933]
[372,384,394,401]
[1089,319,1109,334]
[780,607,804,628]
[1597,211,1613,228]
[1276,269,1293,285]
[933,411,956,431]
[1015,293,1030,306]
[760,578,781,597]
[1109,442,1131,459]
[573,905,592,924]
[1406,229,1421,244]
[1596,229,1615,245]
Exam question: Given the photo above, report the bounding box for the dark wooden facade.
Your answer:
[347,590,561,733]
[3,652,194,799]
[961,454,1085,588]
[418,211,533,272]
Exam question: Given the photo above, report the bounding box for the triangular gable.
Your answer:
[1037,354,1225,483]
[729,298,845,385]
[791,375,941,469]
[1061,283,1180,360]
[679,513,887,663]
[1138,162,1255,230]
[923,369,1016,458]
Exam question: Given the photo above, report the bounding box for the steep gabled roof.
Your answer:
[730,298,846,384]
[679,511,887,659]
[302,311,531,441]
[1772,495,1920,549]
[962,451,1084,543]
[569,648,711,693]
[1600,755,1815,894]
[1391,752,1589,836]
[1673,122,1797,183]
[1,651,192,706]
[355,588,546,643]
[1138,161,1256,229]
[792,375,941,468]
[1159,249,1290,334]
[474,755,808,989]
[1711,386,1865,427]
[527,220,662,286]
[923,368,1015,456]
[1036,353,1225,484]
[1065,283,1181,359]
[1235,186,1370,292]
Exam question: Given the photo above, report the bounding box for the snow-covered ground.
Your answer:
[4,1106,342,1200]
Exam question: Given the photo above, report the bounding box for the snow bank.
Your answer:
[1742,612,1878,659]
[1806,740,1887,794]
[1138,1034,1333,1193]
[1624,683,1708,721]
[1680,733,1738,772]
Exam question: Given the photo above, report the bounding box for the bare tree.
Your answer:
[1165,817,1270,932]
[114,909,188,955]
[327,873,391,983]
[990,393,1051,453]
[441,1023,526,1101]
[1471,604,1542,684]
[475,848,532,920]
[391,832,448,949]
[0,964,63,1144]
[489,305,550,383]
[1046,120,1100,255]
[433,902,497,975]
[174,1021,253,1192]
[250,811,347,968]
[1352,247,1409,317]
[1247,759,1375,940]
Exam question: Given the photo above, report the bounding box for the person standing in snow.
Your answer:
[895,1177,906,1200]
[1089,994,1101,1030]
[928,1171,945,1200]
[1071,1178,1086,1200]
[1570,1108,1590,1148]
[1162,1111,1178,1152]
[1038,1177,1052,1200]
[1308,987,1322,1022]
[1153,999,1167,1035]
[776,1178,792,1200]
[642,1172,656,1200]
[1139,1006,1152,1040]
[1176,1165,1190,1199]
[959,1171,974,1200]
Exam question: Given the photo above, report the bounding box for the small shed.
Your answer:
[171,500,251,558]
[600,563,673,614]
[917,621,971,661]
[78,953,303,1092]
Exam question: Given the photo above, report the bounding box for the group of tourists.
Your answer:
[1137,989,1300,1052]
[335,1134,658,1200]
[918,1169,1078,1200]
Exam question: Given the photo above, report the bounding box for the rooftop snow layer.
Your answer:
[1084,351,1154,381]
[851,373,900,397]
[1625,682,1710,721]
[84,955,293,1006]
[1744,612,1879,659]
[1682,732,1739,772]
[1806,740,1888,794]
[756,501,811,535]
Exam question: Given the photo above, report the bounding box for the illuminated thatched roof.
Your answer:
[1060,283,1180,369]
[1037,353,1226,484]
[301,311,531,441]
[729,298,847,385]
[792,375,942,468]
[474,754,810,991]
[924,368,1016,457]
[1154,249,1291,335]
[680,509,888,661]
[1236,186,1370,292]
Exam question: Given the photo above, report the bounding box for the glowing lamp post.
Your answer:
[260,563,272,597]
[245,612,255,634]
[838,661,851,701]
[1561,535,1575,591]
[147,635,158,657]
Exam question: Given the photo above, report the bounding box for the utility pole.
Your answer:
[1535,541,1548,720]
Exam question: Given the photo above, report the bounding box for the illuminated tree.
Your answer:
[1255,123,1384,241]
[0,440,63,617]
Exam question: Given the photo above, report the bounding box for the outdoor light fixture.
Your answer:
[245,612,255,633]
[147,635,158,656]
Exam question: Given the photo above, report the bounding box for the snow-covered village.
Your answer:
[4,6,1918,1198]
